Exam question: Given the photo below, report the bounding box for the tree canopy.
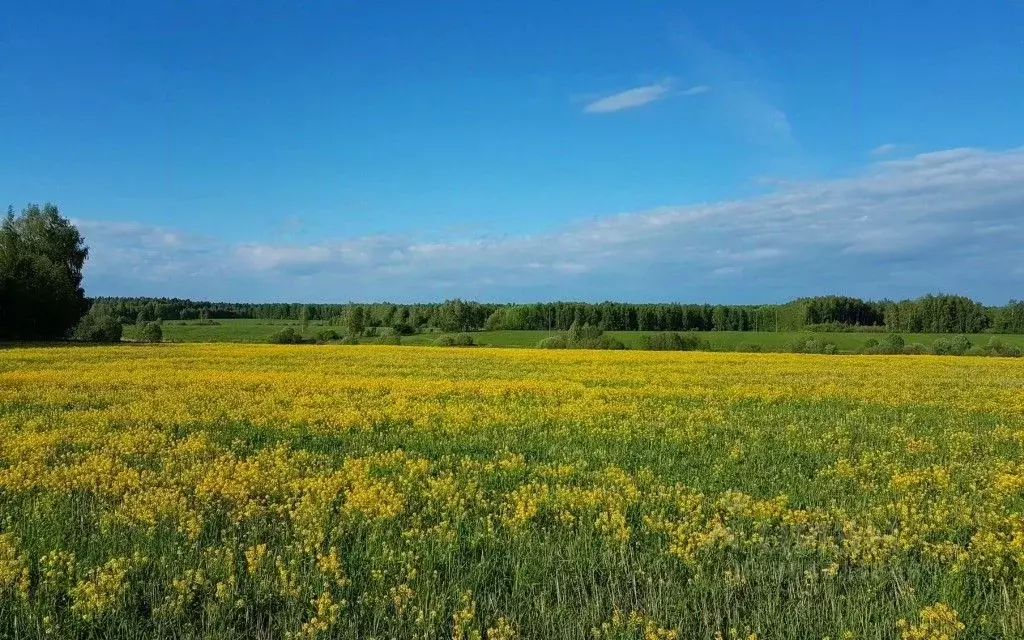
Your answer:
[0,204,89,340]
[87,294,1024,335]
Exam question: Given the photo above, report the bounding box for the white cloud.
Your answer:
[871,143,900,156]
[583,80,703,114]
[79,147,1024,302]
[235,244,333,271]
[679,85,710,96]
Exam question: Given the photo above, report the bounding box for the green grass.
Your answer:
[123,319,1024,353]
[123,318,321,343]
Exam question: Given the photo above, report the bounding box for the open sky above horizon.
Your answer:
[3,1,1023,303]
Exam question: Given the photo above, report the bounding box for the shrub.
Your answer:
[316,329,340,342]
[734,342,763,353]
[569,335,624,350]
[881,334,905,354]
[637,332,702,351]
[363,326,379,338]
[562,322,625,350]
[931,336,972,356]
[984,337,1022,357]
[339,335,361,345]
[566,321,604,346]
[950,335,972,355]
[566,321,583,345]
[789,337,810,353]
[680,334,704,350]
[377,328,401,345]
[579,324,604,342]
[790,336,839,354]
[435,334,475,347]
[140,321,163,343]
[72,311,122,343]
[536,336,568,349]
[902,342,928,355]
[391,322,416,336]
[861,338,880,352]
[594,335,626,350]
[863,334,906,355]
[268,328,307,344]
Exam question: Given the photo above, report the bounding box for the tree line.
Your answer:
[89,298,496,333]
[91,294,1024,335]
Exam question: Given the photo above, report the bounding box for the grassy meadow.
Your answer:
[2,344,1024,638]
[121,318,305,343]
[121,318,1024,352]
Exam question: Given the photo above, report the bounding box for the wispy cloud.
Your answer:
[870,143,900,156]
[583,81,671,114]
[80,147,1024,303]
[583,79,705,114]
[678,85,710,96]
[672,25,797,150]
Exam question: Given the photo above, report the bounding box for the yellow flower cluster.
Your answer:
[898,603,965,640]
[0,532,29,599]
[69,556,132,622]
[0,343,1022,637]
[592,609,678,639]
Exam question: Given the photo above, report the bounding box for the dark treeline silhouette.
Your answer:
[90,294,1024,334]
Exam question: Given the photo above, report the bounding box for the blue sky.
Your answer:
[2,1,1023,303]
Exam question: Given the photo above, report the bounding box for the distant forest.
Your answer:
[91,294,1024,334]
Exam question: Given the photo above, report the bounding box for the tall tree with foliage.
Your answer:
[0,204,89,340]
[434,298,477,332]
[346,304,366,337]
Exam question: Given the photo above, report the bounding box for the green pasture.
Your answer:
[122,319,1024,352]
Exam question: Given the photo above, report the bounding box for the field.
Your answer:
[121,319,1024,352]
[2,345,1024,638]
[122,319,306,343]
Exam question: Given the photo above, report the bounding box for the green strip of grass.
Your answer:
[123,319,1024,353]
